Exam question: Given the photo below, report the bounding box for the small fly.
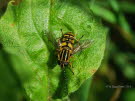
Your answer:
[57,29,93,74]
[45,29,92,74]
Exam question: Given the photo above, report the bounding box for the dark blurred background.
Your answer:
[0,0,135,101]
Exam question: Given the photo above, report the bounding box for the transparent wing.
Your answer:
[43,30,58,48]
[73,39,93,54]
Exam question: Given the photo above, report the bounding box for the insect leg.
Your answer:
[69,55,75,62]
[58,38,61,46]
[69,62,74,75]
[78,35,84,41]
[74,35,84,43]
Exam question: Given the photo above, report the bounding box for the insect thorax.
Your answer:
[62,32,75,44]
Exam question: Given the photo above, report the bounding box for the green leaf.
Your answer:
[120,1,135,13]
[70,77,92,101]
[108,0,119,12]
[123,89,135,101]
[108,0,132,33]
[0,0,107,100]
[90,5,117,23]
[0,48,24,101]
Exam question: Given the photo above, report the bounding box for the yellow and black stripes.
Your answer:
[59,49,70,61]
[57,32,75,68]
[57,30,91,74]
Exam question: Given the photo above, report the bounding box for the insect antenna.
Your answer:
[60,29,64,35]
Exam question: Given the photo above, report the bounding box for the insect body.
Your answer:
[44,29,92,74]
[57,29,91,74]
[57,32,75,72]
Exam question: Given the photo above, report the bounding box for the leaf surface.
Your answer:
[0,0,107,100]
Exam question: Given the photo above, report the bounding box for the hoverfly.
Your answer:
[45,29,92,74]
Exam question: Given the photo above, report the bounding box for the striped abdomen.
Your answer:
[58,48,72,67]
